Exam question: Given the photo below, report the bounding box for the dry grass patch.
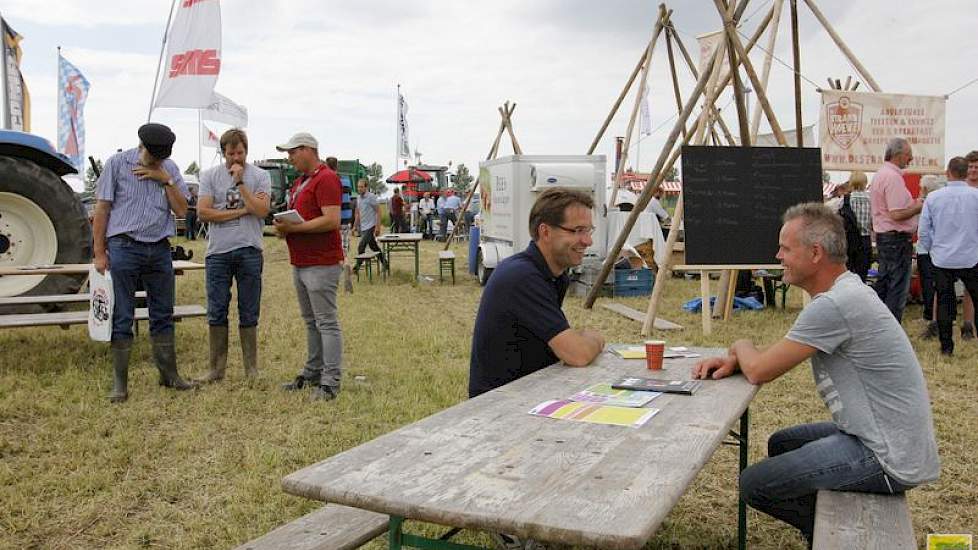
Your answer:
[0,236,974,549]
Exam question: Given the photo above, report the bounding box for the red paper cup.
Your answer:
[645,340,665,370]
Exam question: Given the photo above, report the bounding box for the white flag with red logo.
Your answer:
[201,123,220,148]
[153,0,221,109]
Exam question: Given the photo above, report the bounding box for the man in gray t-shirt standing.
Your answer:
[694,203,939,545]
[352,178,388,273]
[196,129,271,382]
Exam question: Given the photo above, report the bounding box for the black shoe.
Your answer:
[941,348,953,357]
[310,385,338,401]
[921,321,938,339]
[282,375,319,392]
[961,322,975,340]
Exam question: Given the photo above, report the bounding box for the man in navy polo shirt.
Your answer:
[469,187,606,399]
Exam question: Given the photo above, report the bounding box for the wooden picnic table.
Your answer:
[283,346,758,550]
[377,233,423,282]
[0,260,204,277]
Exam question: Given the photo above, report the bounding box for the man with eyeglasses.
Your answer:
[469,187,605,400]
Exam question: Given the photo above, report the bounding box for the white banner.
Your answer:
[639,85,651,137]
[202,91,246,127]
[153,0,222,109]
[397,91,410,159]
[735,125,815,147]
[2,17,30,131]
[201,123,219,148]
[819,90,946,174]
[696,30,729,82]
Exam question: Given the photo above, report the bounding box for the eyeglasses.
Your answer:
[552,224,596,237]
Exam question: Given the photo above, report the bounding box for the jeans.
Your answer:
[354,226,386,269]
[917,253,936,321]
[293,264,343,389]
[185,209,197,240]
[740,422,911,544]
[873,232,913,322]
[421,213,434,238]
[205,246,263,328]
[108,236,175,340]
[439,210,458,239]
[850,235,872,282]
[933,263,978,354]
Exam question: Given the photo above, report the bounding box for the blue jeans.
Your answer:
[873,232,913,322]
[108,236,175,340]
[293,264,343,389]
[740,422,911,544]
[205,246,263,327]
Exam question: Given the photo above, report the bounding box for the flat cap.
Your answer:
[138,123,176,160]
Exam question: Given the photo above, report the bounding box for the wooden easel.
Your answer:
[443,101,522,249]
[582,0,880,335]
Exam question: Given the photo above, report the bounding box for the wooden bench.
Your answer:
[0,291,147,307]
[0,304,207,330]
[813,490,916,550]
[438,250,456,285]
[354,251,382,283]
[234,504,389,550]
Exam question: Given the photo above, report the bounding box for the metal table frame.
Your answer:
[378,233,423,282]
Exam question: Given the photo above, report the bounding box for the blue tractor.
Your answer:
[0,130,92,311]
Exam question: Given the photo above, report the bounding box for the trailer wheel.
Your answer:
[477,250,493,287]
[0,156,92,312]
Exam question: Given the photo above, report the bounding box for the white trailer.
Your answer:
[475,155,607,285]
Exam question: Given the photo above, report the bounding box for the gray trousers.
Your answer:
[293,264,343,389]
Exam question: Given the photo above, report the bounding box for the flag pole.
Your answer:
[147,0,177,122]
[197,108,202,171]
[395,83,400,178]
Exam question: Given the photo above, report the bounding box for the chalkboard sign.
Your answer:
[681,145,823,266]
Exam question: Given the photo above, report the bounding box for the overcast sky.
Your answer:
[3,0,976,190]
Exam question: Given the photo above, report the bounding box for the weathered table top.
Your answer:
[283,347,757,550]
[0,260,204,277]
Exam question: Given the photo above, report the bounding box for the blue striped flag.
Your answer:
[57,53,90,172]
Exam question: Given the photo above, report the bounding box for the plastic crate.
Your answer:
[613,268,653,297]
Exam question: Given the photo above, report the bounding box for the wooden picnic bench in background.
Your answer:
[813,490,916,549]
[0,305,206,330]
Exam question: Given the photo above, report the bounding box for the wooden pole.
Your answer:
[609,6,668,208]
[790,0,804,146]
[712,0,789,147]
[750,0,784,141]
[584,36,726,309]
[664,23,687,140]
[801,0,882,92]
[587,37,655,155]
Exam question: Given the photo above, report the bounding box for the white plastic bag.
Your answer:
[88,267,113,342]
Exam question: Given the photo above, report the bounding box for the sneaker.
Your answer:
[921,321,938,339]
[281,375,319,392]
[961,322,974,340]
[310,385,338,401]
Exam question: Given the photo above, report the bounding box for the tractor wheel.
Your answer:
[477,250,493,287]
[0,156,92,313]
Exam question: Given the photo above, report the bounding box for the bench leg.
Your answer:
[387,514,489,549]
[737,409,750,550]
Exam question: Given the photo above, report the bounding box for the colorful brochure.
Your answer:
[568,383,661,408]
[529,399,660,428]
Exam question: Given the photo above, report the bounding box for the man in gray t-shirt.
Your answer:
[694,203,939,545]
[196,129,272,382]
[352,179,387,272]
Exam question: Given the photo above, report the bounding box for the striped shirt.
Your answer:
[96,148,188,242]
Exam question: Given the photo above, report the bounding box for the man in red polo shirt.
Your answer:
[273,132,344,401]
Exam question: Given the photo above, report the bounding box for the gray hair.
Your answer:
[783,202,847,264]
[920,174,945,194]
[884,138,910,161]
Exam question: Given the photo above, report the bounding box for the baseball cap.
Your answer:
[137,123,176,160]
[276,132,318,151]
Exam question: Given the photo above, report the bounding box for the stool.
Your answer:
[355,251,381,283]
[438,251,456,285]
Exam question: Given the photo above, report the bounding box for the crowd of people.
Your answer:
[91,125,947,548]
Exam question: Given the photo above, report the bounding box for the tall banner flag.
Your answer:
[1,17,30,131]
[696,30,729,85]
[639,85,651,136]
[201,123,219,148]
[153,0,222,109]
[202,91,246,127]
[819,90,946,174]
[397,91,410,159]
[57,53,90,172]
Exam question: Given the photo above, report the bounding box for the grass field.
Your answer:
[1,234,975,549]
